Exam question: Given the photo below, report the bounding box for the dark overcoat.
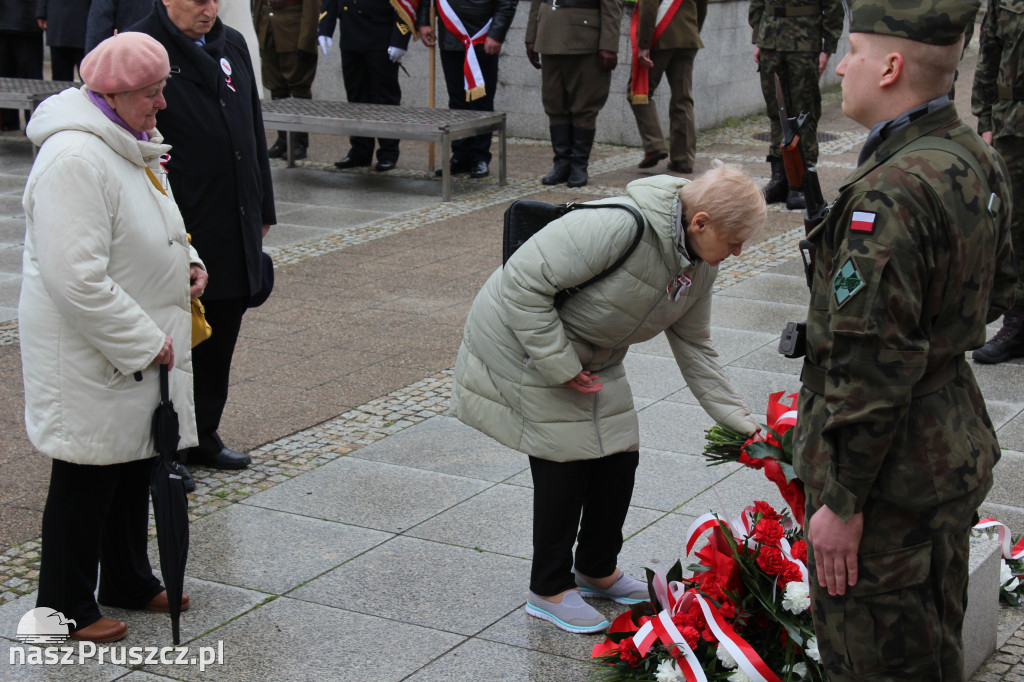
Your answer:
[35,0,91,49]
[131,2,276,300]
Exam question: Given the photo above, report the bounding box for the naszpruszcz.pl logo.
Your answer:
[11,607,224,672]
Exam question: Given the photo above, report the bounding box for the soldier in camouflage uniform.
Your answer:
[792,0,1018,678]
[972,0,1024,364]
[749,0,843,209]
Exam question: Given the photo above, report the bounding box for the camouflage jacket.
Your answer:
[749,0,844,53]
[972,0,1024,138]
[793,103,1016,522]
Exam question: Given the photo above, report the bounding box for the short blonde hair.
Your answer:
[679,160,767,240]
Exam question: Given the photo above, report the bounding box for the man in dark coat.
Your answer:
[85,0,151,52]
[35,0,91,80]
[416,0,517,179]
[319,0,412,172]
[0,0,43,130]
[132,0,276,473]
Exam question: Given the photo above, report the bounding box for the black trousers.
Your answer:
[340,48,401,163]
[49,45,84,82]
[36,457,163,631]
[528,450,639,596]
[439,46,498,164]
[189,297,247,456]
[0,31,43,130]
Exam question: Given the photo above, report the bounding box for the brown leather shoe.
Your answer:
[667,161,693,174]
[70,617,127,644]
[638,149,668,169]
[146,590,191,613]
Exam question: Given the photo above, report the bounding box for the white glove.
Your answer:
[387,46,406,62]
[318,35,332,55]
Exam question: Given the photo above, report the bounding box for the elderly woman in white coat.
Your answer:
[19,32,206,644]
[451,163,766,634]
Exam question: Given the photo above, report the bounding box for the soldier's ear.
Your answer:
[879,52,904,88]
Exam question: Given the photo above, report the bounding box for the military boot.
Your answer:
[542,124,573,185]
[764,157,788,204]
[973,303,1024,364]
[294,132,309,160]
[786,188,806,210]
[567,127,596,188]
[267,131,287,159]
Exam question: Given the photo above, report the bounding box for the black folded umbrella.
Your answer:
[150,364,189,645]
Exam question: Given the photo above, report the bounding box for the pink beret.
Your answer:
[81,32,170,94]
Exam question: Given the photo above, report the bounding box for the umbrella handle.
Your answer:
[160,363,170,403]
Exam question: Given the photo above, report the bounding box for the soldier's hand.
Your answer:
[318,35,332,55]
[419,26,436,47]
[526,43,541,69]
[638,48,653,69]
[818,52,830,79]
[753,45,760,66]
[808,507,863,596]
[982,131,994,145]
[598,49,617,72]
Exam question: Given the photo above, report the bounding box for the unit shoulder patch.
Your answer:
[833,257,865,308]
[850,211,876,233]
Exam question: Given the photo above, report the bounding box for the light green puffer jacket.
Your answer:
[450,175,758,462]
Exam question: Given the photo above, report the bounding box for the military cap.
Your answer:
[848,0,980,45]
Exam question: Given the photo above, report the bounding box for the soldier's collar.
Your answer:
[858,94,951,165]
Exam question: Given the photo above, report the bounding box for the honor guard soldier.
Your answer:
[972,0,1024,363]
[793,0,1017,679]
[255,0,321,159]
[525,0,621,188]
[749,0,843,209]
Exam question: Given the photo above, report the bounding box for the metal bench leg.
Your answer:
[441,131,452,202]
[286,131,295,168]
[498,121,507,187]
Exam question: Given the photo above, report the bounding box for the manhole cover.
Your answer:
[753,131,837,142]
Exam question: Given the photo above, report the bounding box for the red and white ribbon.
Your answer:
[696,594,782,682]
[436,0,491,101]
[975,518,1024,572]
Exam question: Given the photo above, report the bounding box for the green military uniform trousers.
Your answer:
[995,136,1024,278]
[630,47,698,168]
[805,485,973,681]
[259,7,317,100]
[759,48,821,165]
[540,53,612,130]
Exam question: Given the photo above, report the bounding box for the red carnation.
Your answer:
[757,546,787,575]
[753,518,785,546]
[791,540,807,562]
[780,561,804,586]
[682,626,701,650]
[618,639,642,666]
[718,601,737,620]
[753,501,781,521]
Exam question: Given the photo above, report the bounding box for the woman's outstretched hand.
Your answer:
[564,370,603,394]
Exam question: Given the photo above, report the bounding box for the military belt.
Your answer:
[264,0,303,8]
[997,85,1024,101]
[799,355,965,398]
[768,5,821,16]
[542,0,601,9]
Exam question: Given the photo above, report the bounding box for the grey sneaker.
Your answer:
[574,570,649,605]
[525,590,610,634]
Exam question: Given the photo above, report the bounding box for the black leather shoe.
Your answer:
[292,144,307,160]
[375,160,397,172]
[435,160,471,176]
[267,139,287,159]
[335,156,369,169]
[469,160,489,178]
[189,447,251,470]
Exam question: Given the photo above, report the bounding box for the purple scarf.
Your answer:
[87,89,149,142]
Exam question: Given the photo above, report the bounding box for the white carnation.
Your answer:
[716,644,738,669]
[782,581,811,614]
[805,636,821,663]
[1001,561,1021,591]
[654,658,685,682]
[791,662,808,679]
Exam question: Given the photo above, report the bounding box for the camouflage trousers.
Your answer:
[994,135,1024,279]
[758,49,821,165]
[805,487,974,681]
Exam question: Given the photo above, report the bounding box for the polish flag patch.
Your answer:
[850,211,876,233]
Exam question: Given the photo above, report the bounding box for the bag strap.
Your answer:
[554,202,646,308]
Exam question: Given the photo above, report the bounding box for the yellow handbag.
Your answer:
[147,167,212,348]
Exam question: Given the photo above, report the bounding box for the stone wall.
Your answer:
[309,0,849,144]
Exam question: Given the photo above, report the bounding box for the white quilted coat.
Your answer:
[19,86,202,465]
[451,175,758,462]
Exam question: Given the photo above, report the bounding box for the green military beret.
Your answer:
[848,0,980,45]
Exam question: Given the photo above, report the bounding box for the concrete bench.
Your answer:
[260,98,506,202]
